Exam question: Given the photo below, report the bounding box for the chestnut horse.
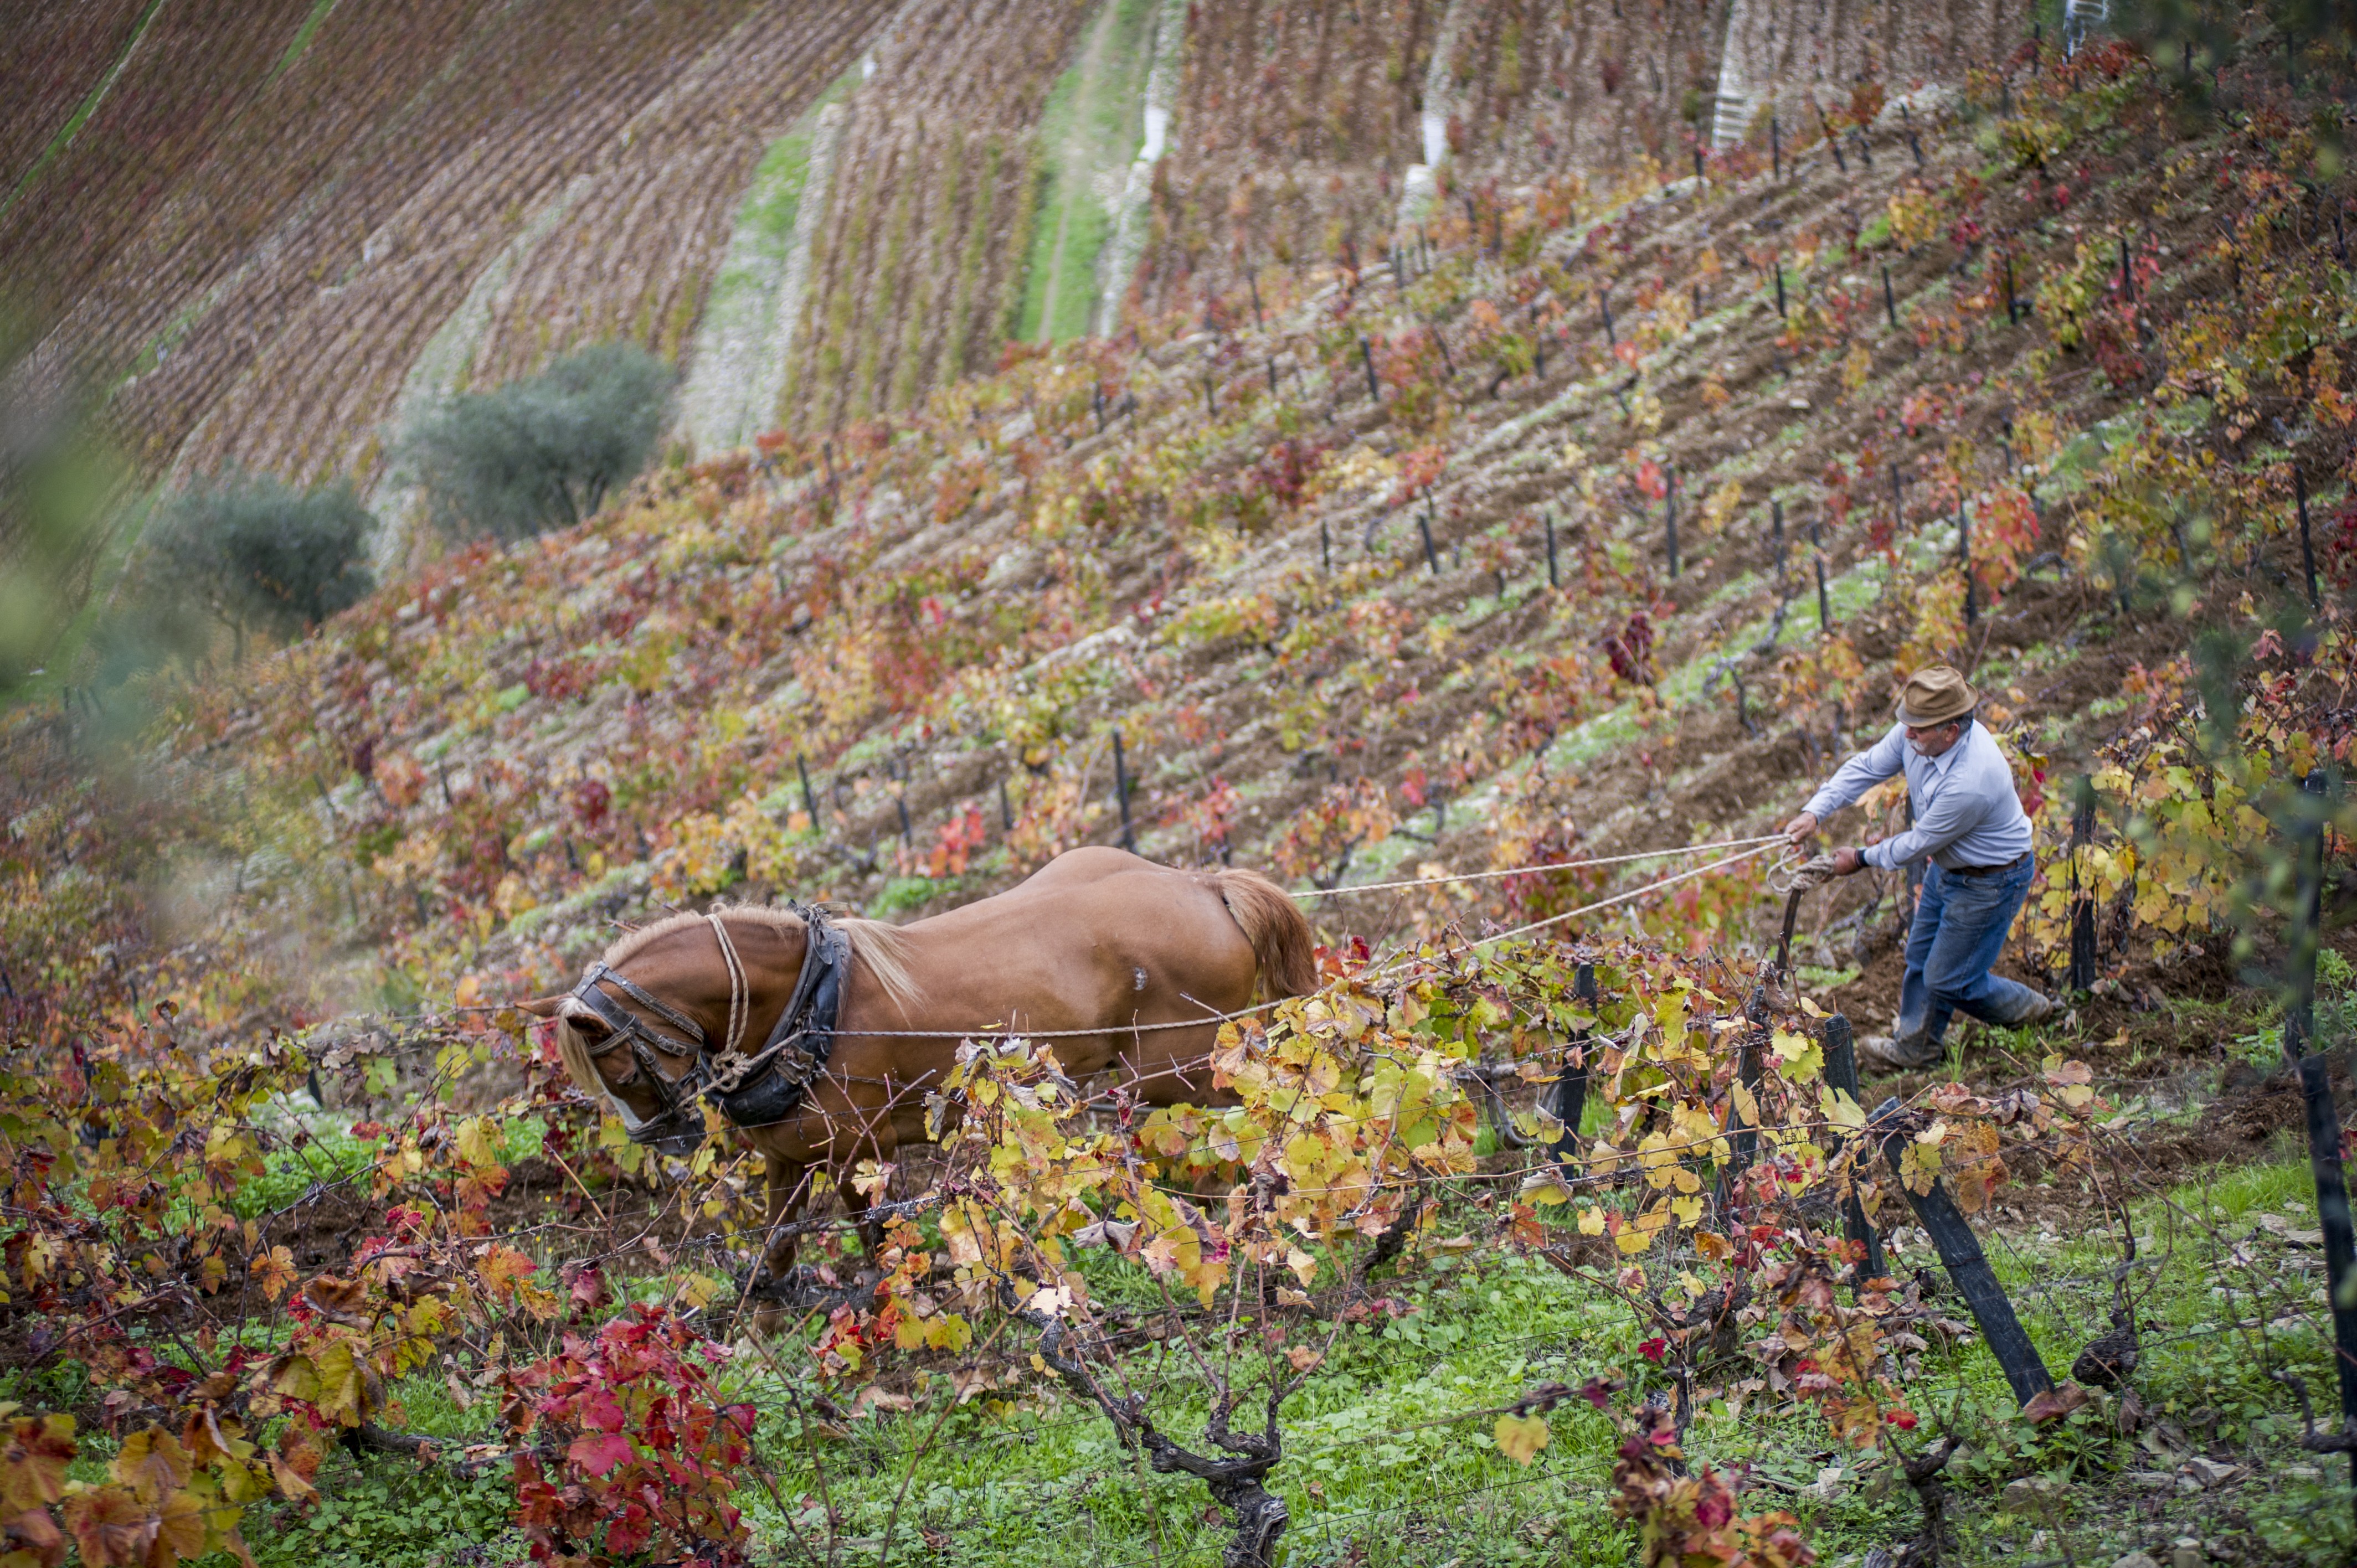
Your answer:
[522,847,1315,1298]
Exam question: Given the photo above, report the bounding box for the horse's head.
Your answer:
[521,911,806,1157]
[522,907,919,1154]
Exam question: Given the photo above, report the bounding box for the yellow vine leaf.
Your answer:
[1494,1413,1551,1466]
[457,1117,503,1169]
[269,1355,318,1404]
[250,1247,296,1303]
[0,1414,75,1513]
[310,1341,366,1424]
[110,1429,192,1505]
[1898,1141,1942,1198]
[1729,1080,1761,1132]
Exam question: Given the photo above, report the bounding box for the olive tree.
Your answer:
[403,342,673,542]
[144,472,377,658]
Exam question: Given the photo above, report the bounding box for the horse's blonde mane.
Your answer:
[600,905,920,1017]
[553,1018,606,1100]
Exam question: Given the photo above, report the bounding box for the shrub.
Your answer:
[145,471,376,653]
[405,342,674,541]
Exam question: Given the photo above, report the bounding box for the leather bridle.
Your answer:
[563,905,853,1153]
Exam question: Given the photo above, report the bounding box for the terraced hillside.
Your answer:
[18,36,2346,1058]
[5,0,2060,630]
[0,0,887,569]
[771,0,1102,432]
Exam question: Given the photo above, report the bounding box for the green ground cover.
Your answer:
[119,1146,2351,1566]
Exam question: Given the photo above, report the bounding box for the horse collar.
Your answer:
[705,905,852,1131]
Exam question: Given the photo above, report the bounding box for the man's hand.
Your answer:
[1830,846,1865,876]
[1783,811,1819,848]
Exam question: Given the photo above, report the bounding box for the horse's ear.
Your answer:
[518,996,568,1019]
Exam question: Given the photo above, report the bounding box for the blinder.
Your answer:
[563,905,853,1153]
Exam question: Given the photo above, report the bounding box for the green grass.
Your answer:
[1012,0,1156,343]
[723,1250,1656,1566]
[2,0,168,216]
[703,62,860,317]
[245,1370,524,1568]
[267,0,342,85]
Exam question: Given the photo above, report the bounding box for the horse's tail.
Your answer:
[1216,869,1318,999]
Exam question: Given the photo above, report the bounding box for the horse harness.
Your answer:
[565,906,854,1151]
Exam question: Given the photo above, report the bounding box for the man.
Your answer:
[1782,664,2057,1071]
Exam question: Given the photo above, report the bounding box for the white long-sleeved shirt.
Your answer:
[1802,720,2034,872]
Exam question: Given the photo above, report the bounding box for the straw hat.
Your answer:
[1893,665,1978,728]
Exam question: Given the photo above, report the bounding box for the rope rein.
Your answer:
[707,911,749,1058]
[1444,843,1789,956]
[1289,833,1786,899]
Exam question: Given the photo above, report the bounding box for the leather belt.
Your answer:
[1943,852,2031,878]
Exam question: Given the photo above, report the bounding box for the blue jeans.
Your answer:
[1895,858,2044,1050]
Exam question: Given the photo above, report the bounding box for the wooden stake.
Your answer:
[1820,1014,1887,1287]
[1959,500,1976,626]
[1544,964,1598,1172]
[1544,510,1560,589]
[1872,1098,2056,1406]
[2068,777,2098,991]
[1665,467,1679,580]
[1359,337,1381,403]
[2283,771,2357,1526]
[2298,465,2321,609]
[1811,515,1831,631]
[1112,731,1135,852]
